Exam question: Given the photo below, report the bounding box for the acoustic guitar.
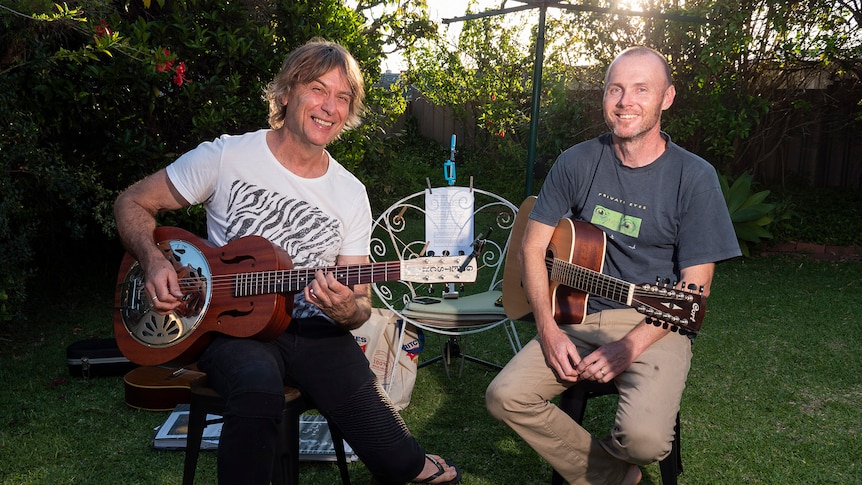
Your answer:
[502,197,705,335]
[123,365,205,411]
[114,226,478,366]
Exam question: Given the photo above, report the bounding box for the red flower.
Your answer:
[94,19,111,38]
[154,49,191,87]
[156,49,175,73]
[172,61,190,86]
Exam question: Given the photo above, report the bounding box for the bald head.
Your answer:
[605,46,672,89]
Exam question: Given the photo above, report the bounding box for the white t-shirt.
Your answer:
[166,129,372,320]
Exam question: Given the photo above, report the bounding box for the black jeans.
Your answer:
[198,316,426,485]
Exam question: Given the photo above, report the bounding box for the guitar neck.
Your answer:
[234,261,404,297]
[547,257,634,306]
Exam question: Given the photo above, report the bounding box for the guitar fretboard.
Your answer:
[547,257,634,306]
[233,261,404,297]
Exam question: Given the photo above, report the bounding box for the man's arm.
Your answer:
[114,169,190,311]
[521,218,585,382]
[304,254,372,330]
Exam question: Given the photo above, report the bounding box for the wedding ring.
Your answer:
[601,369,606,376]
[152,296,159,303]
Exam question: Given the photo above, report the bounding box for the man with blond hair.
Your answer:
[115,38,461,485]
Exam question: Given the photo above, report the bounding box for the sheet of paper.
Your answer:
[425,186,474,257]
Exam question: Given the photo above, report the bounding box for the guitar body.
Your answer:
[547,218,607,324]
[113,226,294,366]
[502,197,705,334]
[501,197,535,320]
[502,196,607,323]
[123,365,205,411]
[114,226,480,366]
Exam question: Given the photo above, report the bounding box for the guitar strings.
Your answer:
[545,257,697,298]
[545,257,631,301]
[544,256,699,333]
[119,260,430,297]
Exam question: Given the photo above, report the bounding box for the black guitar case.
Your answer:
[66,338,137,378]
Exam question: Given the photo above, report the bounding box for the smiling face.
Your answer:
[264,39,365,133]
[280,67,354,148]
[602,49,675,143]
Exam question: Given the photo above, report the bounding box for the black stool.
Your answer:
[183,376,351,485]
[550,380,682,485]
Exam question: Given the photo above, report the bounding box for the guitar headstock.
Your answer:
[632,282,706,335]
[400,256,478,284]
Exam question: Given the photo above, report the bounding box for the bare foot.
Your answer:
[621,464,642,485]
[412,454,461,484]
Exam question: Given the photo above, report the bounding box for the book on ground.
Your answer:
[152,404,220,450]
[297,414,357,462]
[151,404,357,462]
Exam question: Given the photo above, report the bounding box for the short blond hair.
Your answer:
[263,38,365,130]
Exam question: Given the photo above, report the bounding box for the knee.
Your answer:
[611,425,673,465]
[211,362,286,420]
[485,377,529,422]
[229,361,283,394]
[227,391,286,421]
[198,338,283,396]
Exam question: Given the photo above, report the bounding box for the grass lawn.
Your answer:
[1,254,860,484]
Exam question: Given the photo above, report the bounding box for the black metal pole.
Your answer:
[525,5,547,197]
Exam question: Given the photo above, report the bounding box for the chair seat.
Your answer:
[371,187,523,372]
[189,376,303,402]
[402,290,505,328]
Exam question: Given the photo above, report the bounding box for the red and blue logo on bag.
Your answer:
[354,335,368,352]
[401,327,424,361]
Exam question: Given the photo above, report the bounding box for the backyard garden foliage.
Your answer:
[1,0,860,321]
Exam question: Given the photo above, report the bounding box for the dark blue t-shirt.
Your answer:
[531,133,741,313]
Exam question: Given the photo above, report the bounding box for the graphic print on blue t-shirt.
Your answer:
[590,205,642,238]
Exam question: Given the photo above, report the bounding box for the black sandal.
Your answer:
[415,454,462,484]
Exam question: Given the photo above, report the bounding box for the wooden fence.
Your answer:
[405,87,862,189]
[751,91,862,189]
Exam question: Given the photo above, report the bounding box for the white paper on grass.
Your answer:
[151,405,356,460]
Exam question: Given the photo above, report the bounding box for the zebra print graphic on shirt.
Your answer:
[224,180,343,320]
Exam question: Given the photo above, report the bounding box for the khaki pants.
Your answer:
[486,309,692,485]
